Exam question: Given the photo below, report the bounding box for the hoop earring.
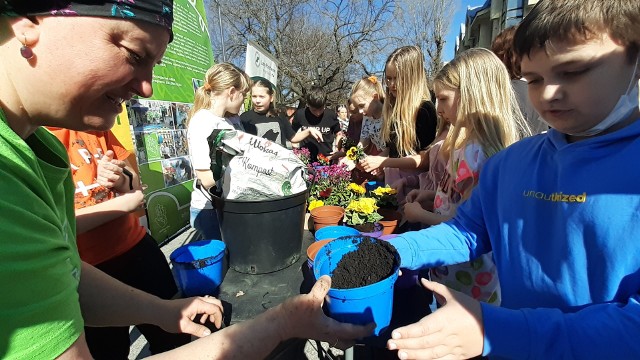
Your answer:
[20,34,34,60]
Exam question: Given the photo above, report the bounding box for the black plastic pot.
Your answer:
[212,190,307,274]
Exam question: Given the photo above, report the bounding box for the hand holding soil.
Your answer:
[331,237,397,289]
[276,275,375,349]
[386,279,484,359]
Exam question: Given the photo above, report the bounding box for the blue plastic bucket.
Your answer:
[365,180,384,192]
[170,240,226,297]
[314,225,360,242]
[313,236,399,337]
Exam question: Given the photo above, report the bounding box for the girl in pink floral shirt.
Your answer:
[403,48,531,304]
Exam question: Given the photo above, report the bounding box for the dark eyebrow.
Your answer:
[522,57,600,78]
[550,59,593,71]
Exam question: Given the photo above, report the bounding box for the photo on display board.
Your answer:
[161,156,193,187]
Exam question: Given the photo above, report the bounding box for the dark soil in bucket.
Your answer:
[353,223,376,233]
[331,236,397,289]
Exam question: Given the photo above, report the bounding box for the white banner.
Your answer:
[244,40,278,86]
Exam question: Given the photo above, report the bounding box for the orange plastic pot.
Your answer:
[378,208,402,235]
[306,239,333,268]
[310,205,345,231]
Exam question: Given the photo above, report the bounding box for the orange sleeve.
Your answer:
[106,131,131,161]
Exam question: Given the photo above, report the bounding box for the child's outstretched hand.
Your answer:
[360,155,386,173]
[387,279,484,360]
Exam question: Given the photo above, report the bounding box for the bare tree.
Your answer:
[209,0,395,107]
[392,0,458,79]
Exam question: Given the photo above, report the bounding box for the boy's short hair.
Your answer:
[513,0,640,62]
[307,86,327,109]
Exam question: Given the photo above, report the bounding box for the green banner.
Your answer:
[126,0,214,243]
[152,0,213,103]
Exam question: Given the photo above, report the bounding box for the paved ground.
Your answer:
[127,227,347,359]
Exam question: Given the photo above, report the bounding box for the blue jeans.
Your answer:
[190,207,222,241]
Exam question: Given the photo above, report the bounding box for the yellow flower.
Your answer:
[359,197,378,214]
[308,199,324,211]
[346,199,361,212]
[346,147,357,161]
[348,183,366,195]
[346,198,378,214]
[373,186,397,196]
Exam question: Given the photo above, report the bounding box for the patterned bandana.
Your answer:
[1,0,173,40]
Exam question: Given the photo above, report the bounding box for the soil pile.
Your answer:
[331,236,397,289]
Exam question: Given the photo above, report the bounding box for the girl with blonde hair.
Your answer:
[187,62,251,240]
[404,48,530,305]
[350,75,387,156]
[360,46,438,198]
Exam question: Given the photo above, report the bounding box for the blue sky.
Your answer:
[443,0,485,62]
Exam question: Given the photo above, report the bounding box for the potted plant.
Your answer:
[307,164,352,208]
[370,185,398,209]
[369,185,401,235]
[344,197,384,237]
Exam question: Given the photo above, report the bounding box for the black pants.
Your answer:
[84,234,190,359]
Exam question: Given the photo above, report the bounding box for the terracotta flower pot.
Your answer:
[377,208,403,235]
[306,239,333,268]
[310,205,345,231]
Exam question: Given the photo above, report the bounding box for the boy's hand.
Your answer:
[97,150,126,190]
[387,279,484,360]
[307,128,324,142]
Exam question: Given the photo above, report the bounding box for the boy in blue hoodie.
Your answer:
[385,1,640,359]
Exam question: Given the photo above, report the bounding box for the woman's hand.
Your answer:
[155,296,225,338]
[277,275,375,349]
[387,279,484,360]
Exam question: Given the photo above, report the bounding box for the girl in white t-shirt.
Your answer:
[187,63,251,240]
